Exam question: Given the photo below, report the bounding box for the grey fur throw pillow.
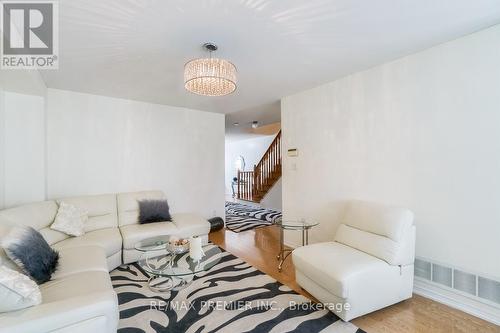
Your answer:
[2,226,59,284]
[138,200,172,224]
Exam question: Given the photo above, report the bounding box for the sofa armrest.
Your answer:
[171,213,210,236]
[0,290,118,333]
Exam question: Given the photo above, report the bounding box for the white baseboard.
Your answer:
[414,278,500,326]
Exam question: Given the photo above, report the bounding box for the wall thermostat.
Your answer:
[287,148,299,157]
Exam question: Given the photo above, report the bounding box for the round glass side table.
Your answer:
[275,220,319,272]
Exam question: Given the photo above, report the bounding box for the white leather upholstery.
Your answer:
[295,265,414,321]
[120,222,178,250]
[52,246,108,280]
[60,194,118,232]
[334,224,416,265]
[0,271,118,333]
[292,200,415,321]
[0,201,58,231]
[0,201,68,246]
[171,213,211,239]
[293,242,394,298]
[342,200,414,241]
[116,190,165,226]
[51,227,122,267]
[0,190,210,333]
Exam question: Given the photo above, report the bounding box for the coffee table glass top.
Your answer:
[134,235,171,252]
[138,244,223,277]
[276,220,319,230]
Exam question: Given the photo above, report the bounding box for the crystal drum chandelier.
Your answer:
[184,43,237,97]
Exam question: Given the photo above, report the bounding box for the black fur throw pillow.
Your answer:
[138,200,172,224]
[2,226,59,284]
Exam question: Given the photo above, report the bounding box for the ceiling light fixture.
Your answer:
[184,43,237,97]
[251,121,259,129]
[233,122,239,126]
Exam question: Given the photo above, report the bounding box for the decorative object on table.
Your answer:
[2,226,60,284]
[189,236,205,261]
[50,201,88,237]
[137,199,171,224]
[166,237,190,254]
[276,219,319,272]
[0,265,42,312]
[111,246,366,333]
[208,216,224,232]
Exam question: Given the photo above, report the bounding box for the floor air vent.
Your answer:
[478,277,500,305]
[415,257,500,306]
[453,270,476,296]
[432,264,453,288]
[415,258,431,280]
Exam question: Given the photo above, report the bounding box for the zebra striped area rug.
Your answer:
[111,245,365,333]
[225,201,282,233]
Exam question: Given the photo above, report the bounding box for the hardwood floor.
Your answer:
[209,226,500,333]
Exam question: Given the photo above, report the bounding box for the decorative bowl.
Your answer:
[166,239,190,254]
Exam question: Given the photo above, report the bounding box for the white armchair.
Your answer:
[292,200,416,321]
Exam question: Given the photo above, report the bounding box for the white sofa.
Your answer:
[0,190,210,333]
[292,200,415,321]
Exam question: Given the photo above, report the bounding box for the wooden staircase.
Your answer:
[237,130,281,202]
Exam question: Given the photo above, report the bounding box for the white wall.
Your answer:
[260,178,282,211]
[0,68,47,209]
[46,89,225,218]
[282,25,500,279]
[2,92,45,208]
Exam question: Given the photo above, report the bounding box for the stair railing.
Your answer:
[237,130,281,202]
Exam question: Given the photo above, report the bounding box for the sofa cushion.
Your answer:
[51,228,122,258]
[40,271,113,303]
[52,246,108,280]
[342,200,414,242]
[117,191,166,226]
[2,226,60,284]
[170,213,210,238]
[0,273,118,333]
[0,265,41,312]
[138,199,172,224]
[51,201,88,237]
[292,242,390,298]
[0,201,68,246]
[60,194,118,232]
[0,201,58,231]
[120,222,178,250]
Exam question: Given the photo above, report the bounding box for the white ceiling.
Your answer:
[41,0,500,124]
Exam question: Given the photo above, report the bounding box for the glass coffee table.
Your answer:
[135,236,222,292]
[276,220,319,272]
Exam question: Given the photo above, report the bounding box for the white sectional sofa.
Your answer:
[0,190,210,333]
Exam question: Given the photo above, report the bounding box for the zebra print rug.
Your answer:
[225,201,282,233]
[110,245,365,333]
